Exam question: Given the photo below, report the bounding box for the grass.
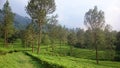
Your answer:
[35,45,107,60]
[0,47,31,55]
[0,52,45,68]
[25,45,120,68]
[0,41,120,68]
[27,52,120,68]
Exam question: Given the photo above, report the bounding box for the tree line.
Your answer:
[0,0,120,64]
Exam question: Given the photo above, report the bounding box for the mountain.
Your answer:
[14,14,31,30]
[0,10,31,30]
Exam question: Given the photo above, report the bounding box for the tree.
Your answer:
[67,30,77,56]
[76,28,85,48]
[42,34,51,45]
[58,26,68,49]
[26,0,56,54]
[115,32,120,61]
[104,24,116,60]
[47,15,58,52]
[3,0,14,47]
[84,29,94,49]
[0,19,1,40]
[26,23,35,52]
[116,32,120,51]
[84,6,105,64]
[20,22,35,52]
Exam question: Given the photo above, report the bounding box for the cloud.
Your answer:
[1,0,120,31]
[0,0,29,17]
[9,0,29,17]
[0,0,6,9]
[55,0,120,31]
[104,0,120,31]
[105,6,120,31]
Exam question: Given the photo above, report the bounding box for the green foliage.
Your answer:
[42,34,51,45]
[27,52,120,68]
[76,28,85,48]
[3,0,14,37]
[116,32,120,51]
[84,6,105,64]
[0,44,120,68]
[48,15,59,42]
[26,0,56,54]
[36,45,114,60]
[67,31,77,56]
[2,0,14,47]
[0,1,119,67]
[67,31,77,46]
[115,32,120,61]
[103,25,116,60]
[0,22,2,38]
[84,29,94,49]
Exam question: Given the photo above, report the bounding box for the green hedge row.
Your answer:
[25,52,65,68]
[0,48,30,55]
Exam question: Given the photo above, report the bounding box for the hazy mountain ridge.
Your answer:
[0,10,31,30]
[14,13,31,30]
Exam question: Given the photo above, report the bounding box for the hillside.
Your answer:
[0,9,31,30]
[0,45,120,68]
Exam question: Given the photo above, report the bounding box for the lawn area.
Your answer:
[0,52,45,68]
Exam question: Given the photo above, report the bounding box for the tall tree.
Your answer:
[26,0,56,54]
[67,30,77,56]
[3,0,14,47]
[58,26,68,49]
[26,23,35,52]
[76,28,85,48]
[115,32,120,61]
[104,24,116,60]
[84,29,94,49]
[42,34,51,45]
[84,6,105,64]
[47,15,58,52]
[0,12,1,39]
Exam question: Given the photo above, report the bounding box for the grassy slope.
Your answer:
[25,45,120,68]
[0,52,44,68]
[0,43,120,68]
[28,52,120,68]
[38,45,106,60]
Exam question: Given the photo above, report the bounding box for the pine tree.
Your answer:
[84,6,105,64]
[26,0,56,54]
[3,0,14,47]
[67,30,77,56]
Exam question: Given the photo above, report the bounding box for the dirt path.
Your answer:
[0,52,45,68]
[18,53,44,68]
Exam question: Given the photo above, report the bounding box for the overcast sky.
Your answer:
[0,0,120,31]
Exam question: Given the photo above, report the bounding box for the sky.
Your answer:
[0,0,120,31]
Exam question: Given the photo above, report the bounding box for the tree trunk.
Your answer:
[32,26,34,53]
[95,40,99,64]
[32,41,34,53]
[95,32,99,64]
[25,40,27,48]
[59,40,62,50]
[4,30,7,47]
[37,23,42,54]
[70,45,73,56]
[51,40,54,51]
